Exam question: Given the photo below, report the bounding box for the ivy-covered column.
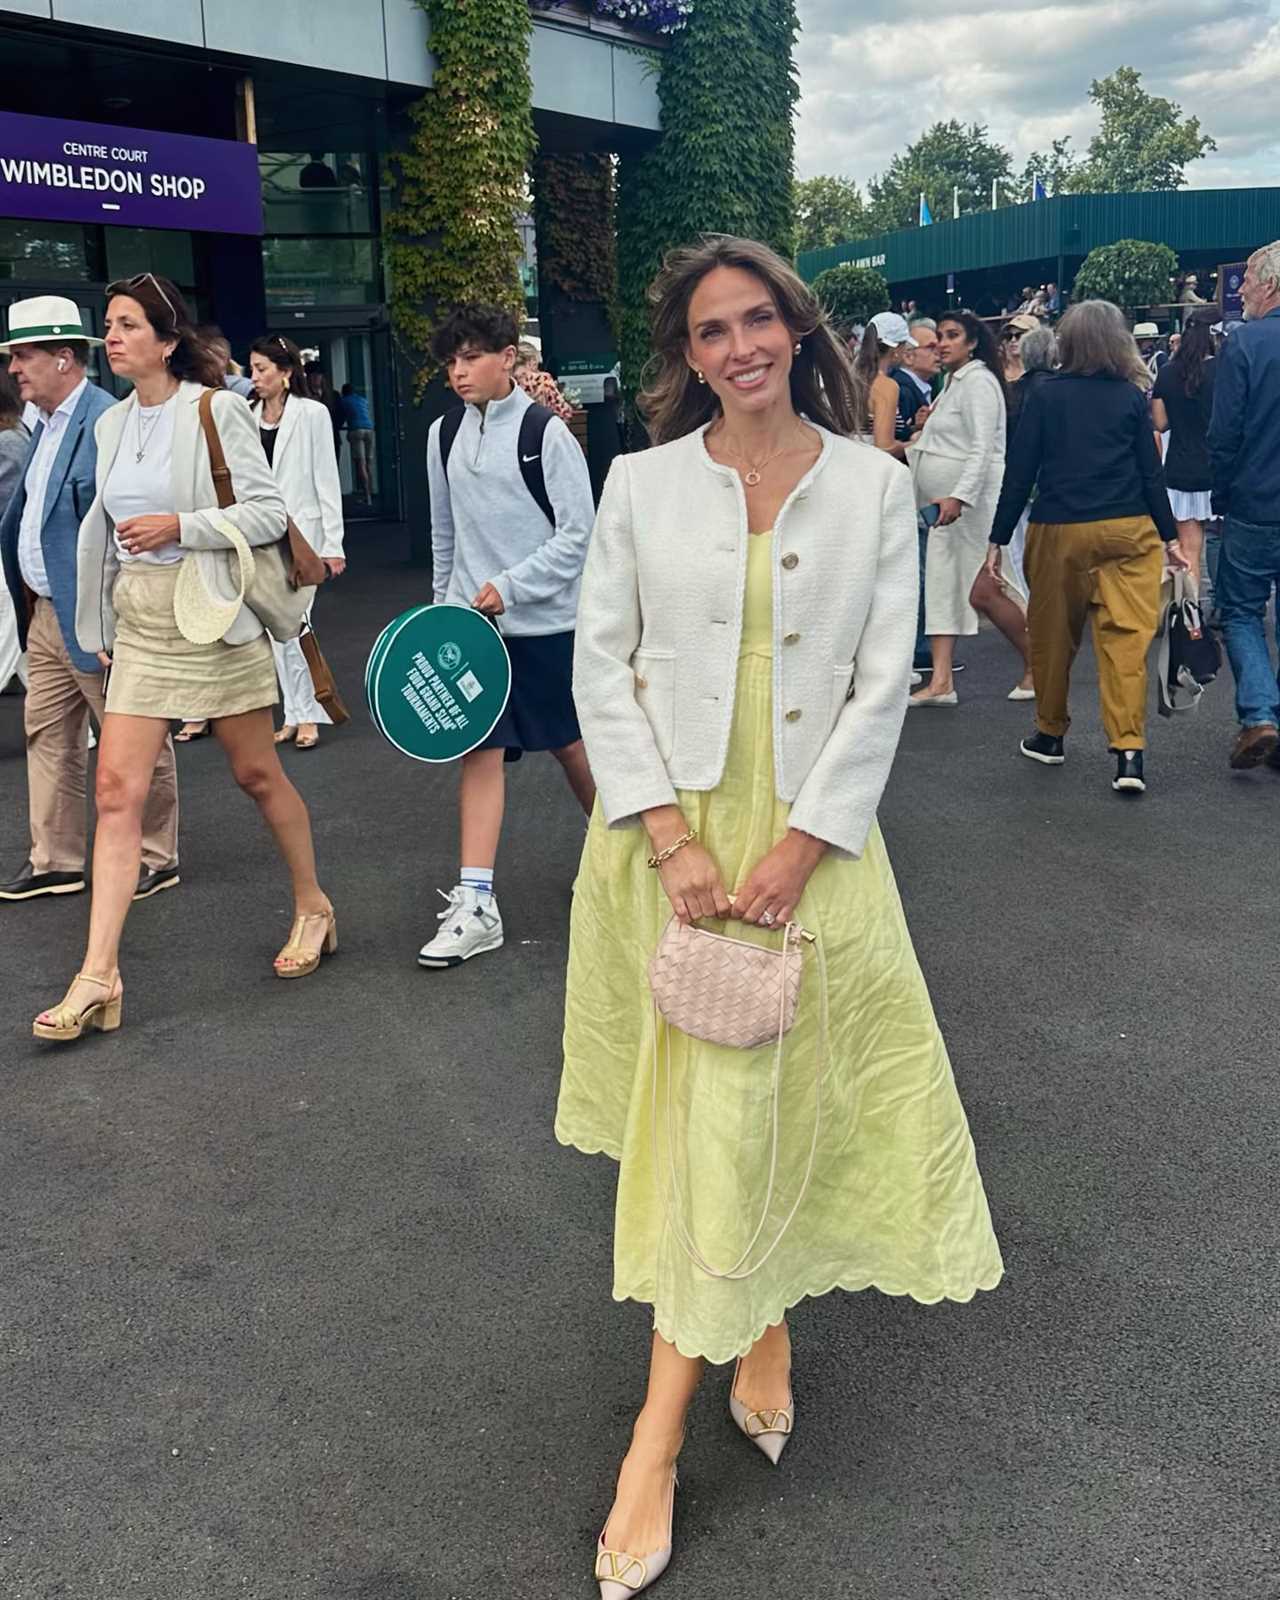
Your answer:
[532,153,620,494]
[617,0,799,414]
[386,0,535,391]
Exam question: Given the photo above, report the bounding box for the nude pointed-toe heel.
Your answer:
[594,1469,677,1599]
[729,1358,794,1465]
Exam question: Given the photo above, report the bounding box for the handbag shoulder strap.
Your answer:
[197,388,235,510]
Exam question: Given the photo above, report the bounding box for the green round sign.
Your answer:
[366,604,512,763]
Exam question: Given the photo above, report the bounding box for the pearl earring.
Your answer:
[793,342,802,355]
[695,369,706,385]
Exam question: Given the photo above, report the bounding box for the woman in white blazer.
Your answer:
[33,274,336,1045]
[907,309,1033,705]
[556,237,1002,1594]
[248,335,345,750]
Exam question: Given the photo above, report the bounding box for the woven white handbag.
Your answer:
[648,917,828,1281]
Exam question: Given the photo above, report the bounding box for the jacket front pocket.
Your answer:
[830,662,855,725]
[632,649,676,763]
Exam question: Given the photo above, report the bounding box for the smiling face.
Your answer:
[445,342,515,407]
[104,295,174,383]
[685,265,797,420]
[937,318,976,370]
[249,351,289,403]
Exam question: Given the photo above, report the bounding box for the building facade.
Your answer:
[0,1,660,527]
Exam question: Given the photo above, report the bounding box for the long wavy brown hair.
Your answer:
[639,236,864,445]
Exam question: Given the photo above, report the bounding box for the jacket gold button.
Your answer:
[785,708,802,722]
[783,631,800,645]
[781,552,799,570]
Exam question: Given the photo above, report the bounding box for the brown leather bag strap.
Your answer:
[197,388,235,510]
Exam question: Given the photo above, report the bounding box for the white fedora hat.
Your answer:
[0,294,104,352]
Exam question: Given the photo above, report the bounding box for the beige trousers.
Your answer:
[24,598,179,874]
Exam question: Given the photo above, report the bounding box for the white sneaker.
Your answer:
[417,886,504,968]
[909,671,923,687]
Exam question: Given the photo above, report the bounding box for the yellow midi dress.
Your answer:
[556,532,1003,1364]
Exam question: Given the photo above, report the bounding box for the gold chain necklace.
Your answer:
[716,427,806,487]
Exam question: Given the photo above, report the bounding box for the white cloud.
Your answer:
[794,0,1280,190]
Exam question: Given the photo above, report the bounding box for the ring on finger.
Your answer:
[760,908,776,927]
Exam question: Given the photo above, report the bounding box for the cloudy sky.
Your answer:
[794,0,1280,192]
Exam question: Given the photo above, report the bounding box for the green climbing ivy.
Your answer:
[532,153,618,310]
[616,0,799,405]
[386,0,535,393]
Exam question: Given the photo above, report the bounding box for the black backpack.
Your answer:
[437,402,556,526]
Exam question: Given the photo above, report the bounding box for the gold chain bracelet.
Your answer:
[647,828,698,869]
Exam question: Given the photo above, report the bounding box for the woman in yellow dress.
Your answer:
[559,236,1003,1596]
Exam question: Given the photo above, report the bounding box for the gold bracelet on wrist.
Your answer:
[646,828,697,869]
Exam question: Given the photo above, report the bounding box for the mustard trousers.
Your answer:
[1024,516,1164,750]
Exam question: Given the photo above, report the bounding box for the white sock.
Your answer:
[459,867,494,902]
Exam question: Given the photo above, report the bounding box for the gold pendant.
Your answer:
[744,470,761,486]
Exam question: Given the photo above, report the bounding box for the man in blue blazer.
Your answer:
[0,296,179,902]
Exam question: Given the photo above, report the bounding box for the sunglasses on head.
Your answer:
[106,272,178,329]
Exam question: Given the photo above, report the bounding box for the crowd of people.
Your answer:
[2,233,1280,1596]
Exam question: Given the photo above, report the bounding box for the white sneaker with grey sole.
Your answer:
[417,886,504,968]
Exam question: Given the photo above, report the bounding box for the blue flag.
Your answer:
[1032,176,1048,202]
[919,193,933,226]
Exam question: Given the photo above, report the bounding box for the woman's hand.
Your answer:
[116,514,180,555]
[643,804,731,925]
[473,582,505,616]
[733,830,827,928]
[324,557,347,579]
[658,842,733,925]
[1164,538,1190,572]
[982,542,1003,581]
[96,651,111,670]
[934,496,964,527]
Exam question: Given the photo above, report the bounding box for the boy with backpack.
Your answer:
[420,303,596,968]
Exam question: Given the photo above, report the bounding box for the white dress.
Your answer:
[907,361,1007,637]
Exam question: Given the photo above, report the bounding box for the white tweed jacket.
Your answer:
[572,423,918,859]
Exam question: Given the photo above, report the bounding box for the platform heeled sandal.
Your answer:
[273,906,338,979]
[33,971,123,1043]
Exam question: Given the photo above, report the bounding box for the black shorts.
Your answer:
[478,630,581,763]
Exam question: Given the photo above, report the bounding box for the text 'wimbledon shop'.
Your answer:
[0,110,263,235]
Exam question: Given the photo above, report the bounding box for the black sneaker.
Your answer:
[0,863,86,901]
[134,864,181,901]
[1112,750,1146,794]
[1020,730,1065,765]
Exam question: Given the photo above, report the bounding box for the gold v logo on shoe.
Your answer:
[746,1408,792,1437]
[595,1550,647,1589]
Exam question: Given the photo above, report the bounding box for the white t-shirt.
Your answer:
[106,394,184,566]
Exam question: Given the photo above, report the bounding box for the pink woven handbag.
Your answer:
[648,917,829,1281]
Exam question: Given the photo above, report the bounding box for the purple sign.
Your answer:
[0,110,263,236]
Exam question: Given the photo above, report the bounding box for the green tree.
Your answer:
[794,174,869,252]
[868,120,1013,230]
[616,0,799,404]
[1072,238,1178,313]
[810,263,889,331]
[1016,137,1080,200]
[1076,66,1215,192]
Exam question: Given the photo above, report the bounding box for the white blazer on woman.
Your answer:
[259,393,345,560]
[76,382,286,654]
[573,424,917,860]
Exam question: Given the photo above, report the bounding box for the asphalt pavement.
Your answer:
[1,530,1276,1600]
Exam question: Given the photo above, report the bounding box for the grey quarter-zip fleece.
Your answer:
[425,383,595,636]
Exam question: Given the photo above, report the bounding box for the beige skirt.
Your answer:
[105,561,278,720]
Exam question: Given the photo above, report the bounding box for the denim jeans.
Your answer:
[914,520,931,668]
[1216,515,1280,726]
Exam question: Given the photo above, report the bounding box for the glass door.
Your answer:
[293,325,398,523]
